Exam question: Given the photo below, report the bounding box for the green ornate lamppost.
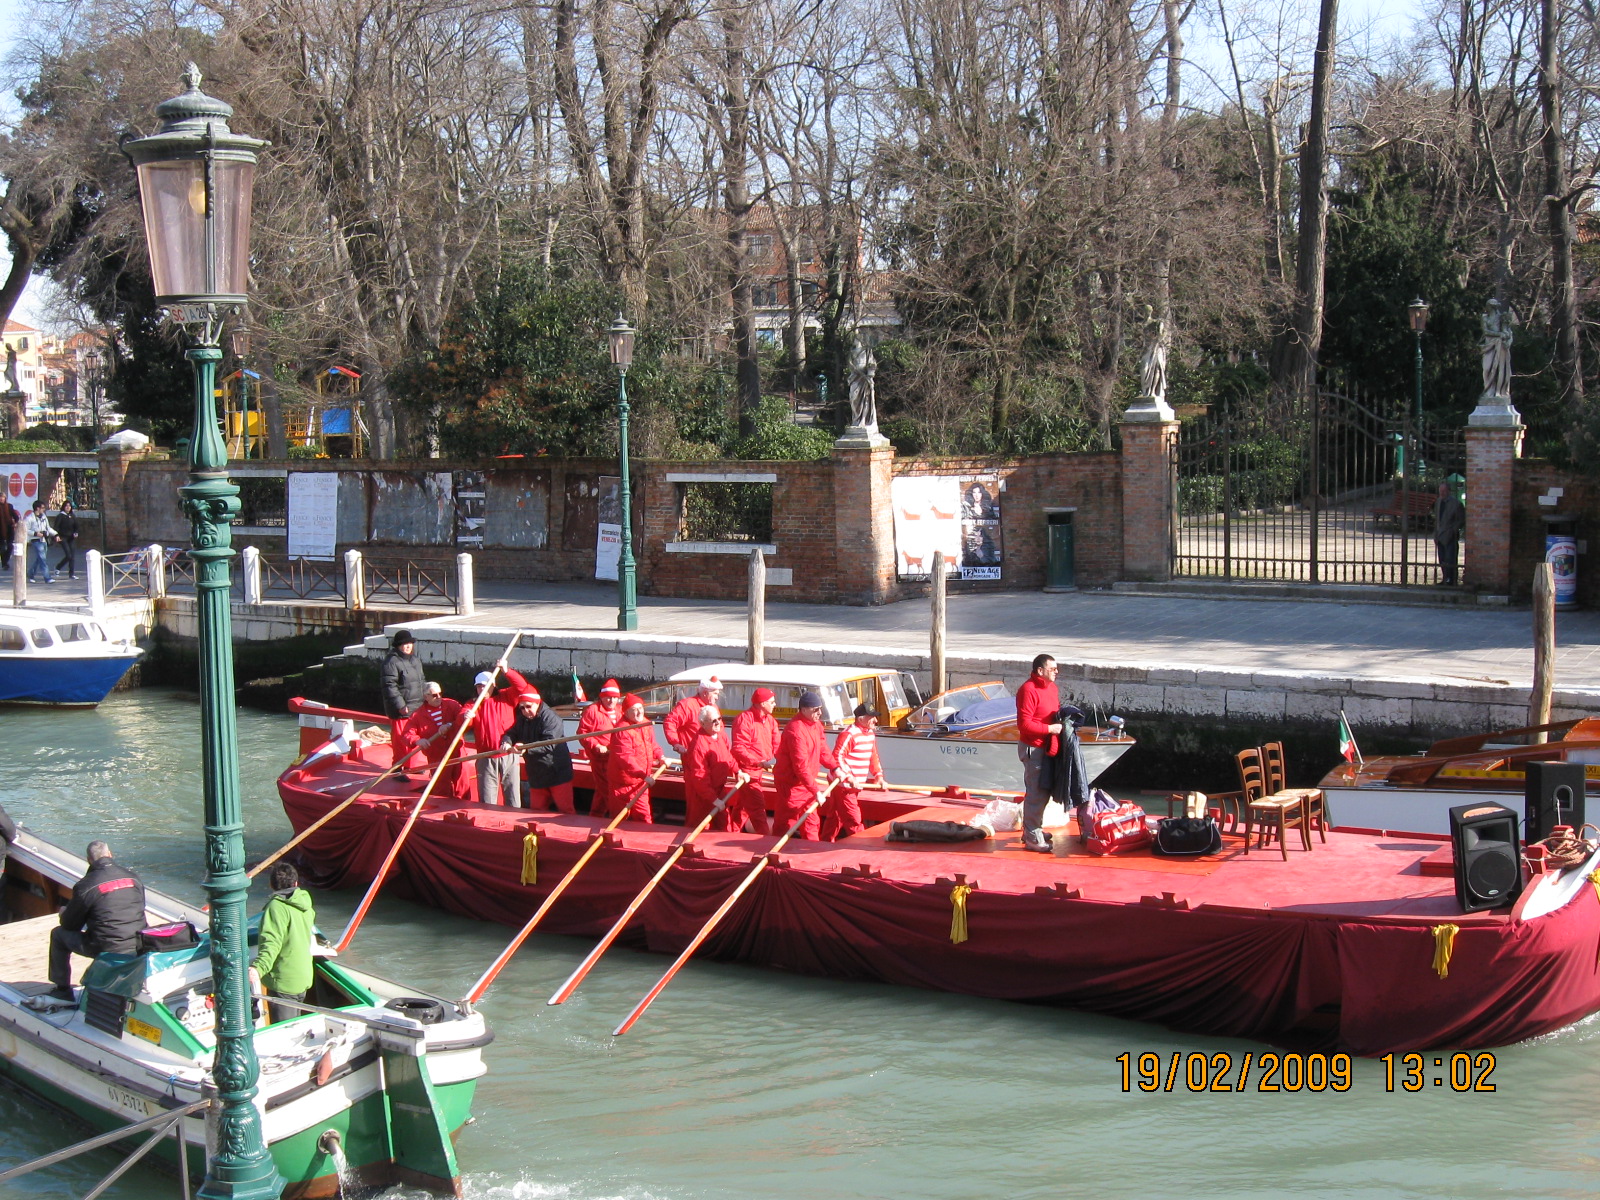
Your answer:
[608,314,638,631]
[124,65,281,1200]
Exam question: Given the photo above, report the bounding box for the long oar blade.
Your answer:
[612,778,836,1036]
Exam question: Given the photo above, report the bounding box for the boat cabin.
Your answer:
[643,664,923,732]
[0,610,124,658]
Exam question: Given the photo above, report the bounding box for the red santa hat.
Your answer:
[516,687,542,704]
[622,693,645,709]
[751,687,775,704]
[600,678,622,698]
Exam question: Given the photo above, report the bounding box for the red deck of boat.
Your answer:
[280,743,1600,1055]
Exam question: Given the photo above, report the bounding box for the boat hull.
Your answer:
[0,651,140,705]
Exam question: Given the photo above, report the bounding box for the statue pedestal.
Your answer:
[0,391,24,439]
[834,425,891,449]
[1123,393,1176,423]
[1468,392,1523,429]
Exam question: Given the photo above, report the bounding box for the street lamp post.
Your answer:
[608,314,638,632]
[82,349,102,441]
[124,65,281,1200]
[1408,298,1430,481]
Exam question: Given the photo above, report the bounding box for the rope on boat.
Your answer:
[949,885,973,944]
[1431,924,1459,979]
[1542,825,1600,872]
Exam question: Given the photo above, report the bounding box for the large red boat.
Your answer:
[279,699,1600,1055]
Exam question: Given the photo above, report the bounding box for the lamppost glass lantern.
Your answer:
[124,63,266,312]
[1408,297,1430,334]
[609,314,636,373]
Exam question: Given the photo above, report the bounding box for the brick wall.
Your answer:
[1511,458,1600,604]
[1118,421,1178,581]
[1464,426,1521,594]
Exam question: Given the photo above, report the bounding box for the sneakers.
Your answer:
[48,985,75,1002]
[1021,830,1053,854]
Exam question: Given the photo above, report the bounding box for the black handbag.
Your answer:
[1152,816,1222,857]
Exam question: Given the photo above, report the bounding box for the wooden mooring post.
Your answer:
[930,550,947,696]
[1530,561,1555,740]
[747,548,765,666]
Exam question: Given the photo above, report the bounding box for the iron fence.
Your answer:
[261,555,345,601]
[363,557,456,607]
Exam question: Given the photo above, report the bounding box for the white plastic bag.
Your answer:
[978,798,1023,831]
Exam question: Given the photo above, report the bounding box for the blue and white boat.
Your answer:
[0,608,143,705]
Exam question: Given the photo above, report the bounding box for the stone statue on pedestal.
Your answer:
[835,334,889,448]
[1481,299,1513,400]
[3,347,18,393]
[1139,311,1169,409]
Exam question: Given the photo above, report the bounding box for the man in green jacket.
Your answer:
[255,862,316,1023]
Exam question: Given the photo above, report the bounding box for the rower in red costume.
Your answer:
[772,689,837,840]
[665,675,722,756]
[576,678,623,816]
[469,665,531,806]
[729,687,777,835]
[401,682,469,798]
[604,694,664,823]
[825,703,885,840]
[682,706,743,829]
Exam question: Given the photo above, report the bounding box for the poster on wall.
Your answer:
[594,475,621,582]
[4,464,38,519]
[891,474,1003,580]
[453,470,486,547]
[287,472,339,559]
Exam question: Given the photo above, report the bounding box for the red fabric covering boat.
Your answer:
[279,702,1600,1055]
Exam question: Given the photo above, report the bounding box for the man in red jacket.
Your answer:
[683,707,745,829]
[576,678,623,816]
[605,694,664,823]
[470,666,532,805]
[1016,653,1065,853]
[403,682,467,797]
[729,687,777,835]
[826,703,885,840]
[665,675,722,755]
[773,689,837,840]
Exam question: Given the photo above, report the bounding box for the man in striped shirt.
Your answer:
[826,703,885,840]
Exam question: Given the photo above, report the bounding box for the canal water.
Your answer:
[2,688,1600,1199]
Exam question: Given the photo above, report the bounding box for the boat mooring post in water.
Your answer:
[124,66,282,1200]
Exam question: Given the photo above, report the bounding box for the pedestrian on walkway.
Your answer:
[504,688,575,812]
[666,676,722,755]
[1016,653,1065,853]
[0,501,15,570]
[729,687,777,835]
[23,501,56,584]
[1434,483,1465,587]
[254,862,316,1023]
[603,694,663,823]
[53,500,80,578]
[683,706,742,829]
[773,689,837,840]
[826,703,885,840]
[470,665,531,805]
[576,678,623,816]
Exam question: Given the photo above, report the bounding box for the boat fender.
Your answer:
[384,996,445,1025]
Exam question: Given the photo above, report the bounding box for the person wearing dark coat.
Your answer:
[380,630,427,720]
[53,501,80,578]
[503,688,575,812]
[1434,484,1466,587]
[0,502,13,569]
[48,840,146,1000]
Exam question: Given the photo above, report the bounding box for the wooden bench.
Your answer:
[1371,489,1435,531]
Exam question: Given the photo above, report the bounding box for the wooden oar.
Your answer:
[612,777,840,1036]
[462,759,670,1006]
[335,631,521,951]
[547,771,749,1006]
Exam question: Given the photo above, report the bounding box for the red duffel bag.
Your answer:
[1083,802,1152,856]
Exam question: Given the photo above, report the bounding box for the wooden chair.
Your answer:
[1235,747,1310,860]
[1261,741,1328,843]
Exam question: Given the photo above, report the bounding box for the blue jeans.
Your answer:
[27,539,52,582]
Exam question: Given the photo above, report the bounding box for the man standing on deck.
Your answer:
[1017,654,1065,853]
[729,687,777,835]
[504,688,575,813]
[576,679,624,815]
[48,841,145,1001]
[381,630,427,768]
[254,862,316,1023]
[605,694,664,822]
[773,690,837,840]
[683,707,744,829]
[665,675,722,755]
[827,704,885,840]
[470,665,532,805]
[402,682,468,796]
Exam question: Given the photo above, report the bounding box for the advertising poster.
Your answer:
[5,464,38,519]
[958,476,1003,580]
[286,472,339,559]
[594,475,622,581]
[453,470,486,547]
[890,475,962,577]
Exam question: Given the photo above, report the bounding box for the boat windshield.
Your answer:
[55,622,93,643]
[878,673,909,711]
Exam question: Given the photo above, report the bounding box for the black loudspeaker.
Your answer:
[1449,802,1523,913]
[1524,760,1587,842]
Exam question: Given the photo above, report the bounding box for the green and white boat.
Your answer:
[0,828,490,1198]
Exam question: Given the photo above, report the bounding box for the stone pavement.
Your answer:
[457,580,1600,690]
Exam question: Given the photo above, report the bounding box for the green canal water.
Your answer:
[2,688,1600,1199]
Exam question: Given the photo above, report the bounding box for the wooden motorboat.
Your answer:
[0,828,490,1197]
[1319,717,1600,835]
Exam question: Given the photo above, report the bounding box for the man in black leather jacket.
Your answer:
[380,630,427,721]
[48,840,146,1000]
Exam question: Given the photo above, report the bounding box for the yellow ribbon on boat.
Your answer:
[1431,923,1459,979]
[1588,868,1600,905]
[521,832,538,886]
[949,885,973,945]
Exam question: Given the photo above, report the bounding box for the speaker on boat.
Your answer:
[1524,760,1586,842]
[1449,802,1523,913]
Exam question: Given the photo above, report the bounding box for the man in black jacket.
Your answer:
[380,629,427,721]
[48,840,146,1000]
[503,688,574,812]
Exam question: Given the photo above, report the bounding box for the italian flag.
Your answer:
[1338,710,1362,764]
[571,672,588,703]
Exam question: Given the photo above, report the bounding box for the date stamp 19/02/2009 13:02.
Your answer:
[1115,1051,1499,1094]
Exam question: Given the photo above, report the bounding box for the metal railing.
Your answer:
[362,557,456,607]
[0,1096,206,1200]
[261,554,346,601]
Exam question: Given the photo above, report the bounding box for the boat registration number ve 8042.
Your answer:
[1115,1051,1499,1093]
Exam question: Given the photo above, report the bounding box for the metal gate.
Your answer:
[1173,376,1465,585]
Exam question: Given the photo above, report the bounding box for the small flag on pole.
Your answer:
[1338,709,1362,765]
[572,672,588,703]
